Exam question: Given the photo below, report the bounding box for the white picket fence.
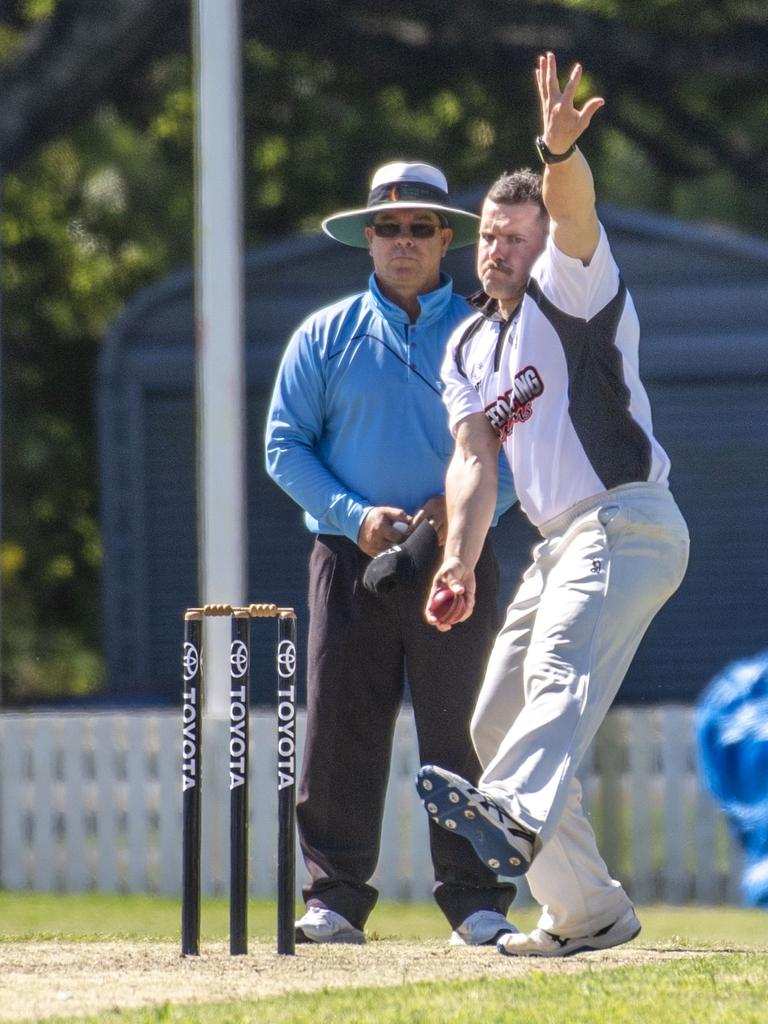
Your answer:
[0,705,743,905]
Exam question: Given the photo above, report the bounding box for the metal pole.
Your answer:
[0,170,4,705]
[276,613,297,955]
[193,0,247,719]
[181,610,204,956]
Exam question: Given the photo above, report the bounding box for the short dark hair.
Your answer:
[486,169,547,219]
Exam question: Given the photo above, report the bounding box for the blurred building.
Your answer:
[97,200,768,706]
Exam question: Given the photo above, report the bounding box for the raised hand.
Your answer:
[535,52,604,155]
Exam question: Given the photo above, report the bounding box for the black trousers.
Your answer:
[297,533,516,930]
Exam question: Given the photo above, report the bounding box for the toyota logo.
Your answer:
[183,642,199,681]
[230,640,249,678]
[277,640,296,678]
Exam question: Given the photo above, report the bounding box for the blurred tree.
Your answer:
[0,0,765,701]
[1,1,767,210]
[0,2,192,701]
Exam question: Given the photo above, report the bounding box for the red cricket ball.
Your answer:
[428,586,467,625]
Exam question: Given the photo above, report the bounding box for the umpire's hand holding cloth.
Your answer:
[363,519,440,595]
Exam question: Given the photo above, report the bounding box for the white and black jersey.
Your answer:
[442,227,671,527]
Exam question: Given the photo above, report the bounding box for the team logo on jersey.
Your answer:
[484,365,544,440]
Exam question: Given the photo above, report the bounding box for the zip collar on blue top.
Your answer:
[368,271,459,326]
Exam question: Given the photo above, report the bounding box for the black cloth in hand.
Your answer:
[362,520,440,596]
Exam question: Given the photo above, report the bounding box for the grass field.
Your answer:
[1,893,767,1023]
[2,891,768,946]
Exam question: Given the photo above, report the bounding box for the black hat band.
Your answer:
[367,180,451,208]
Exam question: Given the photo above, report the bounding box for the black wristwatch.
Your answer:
[535,136,577,165]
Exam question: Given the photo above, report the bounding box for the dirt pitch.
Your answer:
[0,940,739,1021]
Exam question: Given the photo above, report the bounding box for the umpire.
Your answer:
[265,161,517,945]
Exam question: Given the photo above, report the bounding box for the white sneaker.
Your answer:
[295,906,365,944]
[497,907,641,958]
[450,909,519,946]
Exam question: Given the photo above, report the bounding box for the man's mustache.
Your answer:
[481,258,512,276]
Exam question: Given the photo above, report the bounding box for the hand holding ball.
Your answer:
[427,587,467,626]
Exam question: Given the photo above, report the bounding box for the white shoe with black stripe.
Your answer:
[415,765,535,877]
[497,908,641,958]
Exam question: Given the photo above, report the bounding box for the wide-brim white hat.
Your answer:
[322,161,480,250]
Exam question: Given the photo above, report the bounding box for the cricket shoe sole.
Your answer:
[416,765,534,877]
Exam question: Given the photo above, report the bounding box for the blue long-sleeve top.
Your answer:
[265,272,516,542]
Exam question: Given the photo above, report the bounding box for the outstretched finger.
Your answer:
[535,54,548,105]
[561,62,582,103]
[578,96,606,131]
[543,51,561,97]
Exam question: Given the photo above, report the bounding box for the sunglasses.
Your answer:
[371,221,445,239]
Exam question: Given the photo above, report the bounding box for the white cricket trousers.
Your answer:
[472,482,690,936]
